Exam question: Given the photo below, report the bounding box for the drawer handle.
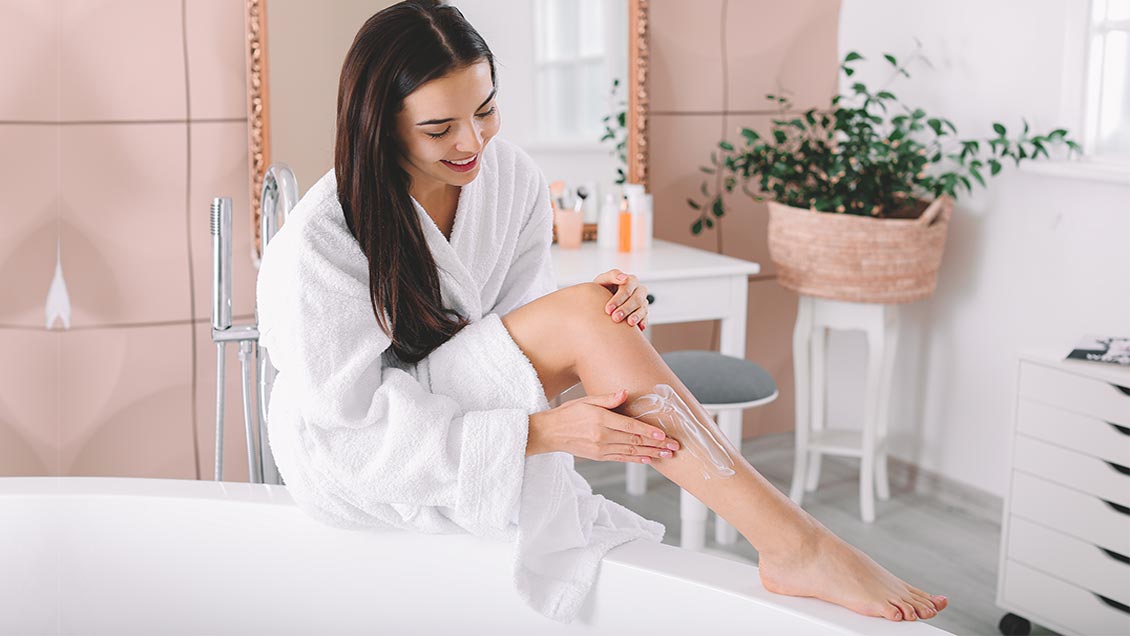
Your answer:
[1103,499,1130,516]
[1116,384,1130,398]
[1099,546,1130,565]
[1111,422,1130,436]
[1095,593,1130,615]
[1107,460,1130,476]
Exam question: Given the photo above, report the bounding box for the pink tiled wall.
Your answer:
[0,0,259,481]
[645,0,842,438]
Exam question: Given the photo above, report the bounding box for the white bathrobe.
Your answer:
[255,136,665,623]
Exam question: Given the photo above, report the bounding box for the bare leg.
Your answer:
[501,283,948,622]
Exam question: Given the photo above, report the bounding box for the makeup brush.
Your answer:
[573,186,589,212]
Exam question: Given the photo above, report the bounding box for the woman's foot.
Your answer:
[756,526,949,622]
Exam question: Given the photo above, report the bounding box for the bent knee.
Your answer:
[566,282,614,309]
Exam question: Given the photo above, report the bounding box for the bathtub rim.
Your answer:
[2,476,950,635]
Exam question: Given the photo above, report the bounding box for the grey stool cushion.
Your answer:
[659,350,777,406]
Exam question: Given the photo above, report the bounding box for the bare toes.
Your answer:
[908,598,934,619]
[932,594,949,610]
[897,600,917,621]
[884,603,903,621]
[912,591,937,612]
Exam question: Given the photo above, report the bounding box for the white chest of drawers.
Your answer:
[996,350,1130,636]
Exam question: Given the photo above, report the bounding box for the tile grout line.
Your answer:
[181,0,201,481]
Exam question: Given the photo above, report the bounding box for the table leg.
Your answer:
[789,296,813,505]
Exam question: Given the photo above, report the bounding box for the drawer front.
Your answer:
[1009,471,1130,556]
[644,276,736,325]
[1003,559,1130,636]
[1007,515,1130,606]
[1013,435,1130,507]
[1017,399,1130,468]
[1019,361,1130,426]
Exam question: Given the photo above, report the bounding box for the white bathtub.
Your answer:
[0,477,952,635]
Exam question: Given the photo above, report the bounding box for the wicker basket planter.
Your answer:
[766,195,954,304]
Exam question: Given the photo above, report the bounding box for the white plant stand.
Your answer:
[789,294,898,523]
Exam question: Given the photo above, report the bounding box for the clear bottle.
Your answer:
[598,193,619,249]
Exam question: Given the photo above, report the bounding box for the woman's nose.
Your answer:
[457,122,485,153]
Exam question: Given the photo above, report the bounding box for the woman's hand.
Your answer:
[526,389,680,463]
[593,269,649,331]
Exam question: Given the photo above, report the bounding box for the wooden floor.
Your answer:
[574,431,1060,636]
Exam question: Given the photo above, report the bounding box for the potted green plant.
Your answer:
[687,41,1082,303]
[600,77,628,185]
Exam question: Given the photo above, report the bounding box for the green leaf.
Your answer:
[877,91,896,100]
[700,166,715,174]
[1049,128,1067,139]
[740,128,760,144]
[692,219,703,234]
[617,112,626,127]
[687,198,701,210]
[912,108,926,119]
[989,159,1001,175]
[705,217,714,228]
[844,51,864,62]
[884,53,897,66]
[712,197,724,217]
[927,118,943,135]
[773,130,787,144]
[843,66,855,77]
[700,181,709,196]
[852,82,868,94]
[970,168,985,187]
[719,140,734,151]
[993,122,1007,136]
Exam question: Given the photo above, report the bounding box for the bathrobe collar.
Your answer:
[409,173,484,321]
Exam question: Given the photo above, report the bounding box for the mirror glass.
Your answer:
[263,0,629,224]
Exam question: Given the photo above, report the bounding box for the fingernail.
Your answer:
[666,442,678,450]
[659,450,672,457]
[641,457,651,464]
[617,274,626,281]
[652,431,663,439]
[615,311,624,320]
[606,304,614,314]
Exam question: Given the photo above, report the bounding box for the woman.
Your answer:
[255,0,949,625]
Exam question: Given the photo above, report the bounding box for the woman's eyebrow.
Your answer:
[415,87,497,126]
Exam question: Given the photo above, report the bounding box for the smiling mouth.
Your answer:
[440,153,479,171]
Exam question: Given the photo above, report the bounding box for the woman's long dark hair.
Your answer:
[335,0,495,364]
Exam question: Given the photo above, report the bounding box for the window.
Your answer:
[533,0,625,144]
[1084,0,1130,162]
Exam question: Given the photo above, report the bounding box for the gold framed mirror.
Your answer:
[245,0,650,256]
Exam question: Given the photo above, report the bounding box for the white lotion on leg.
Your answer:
[626,383,737,480]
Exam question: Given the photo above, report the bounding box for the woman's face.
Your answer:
[394,60,500,189]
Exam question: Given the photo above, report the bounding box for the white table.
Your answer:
[550,238,761,550]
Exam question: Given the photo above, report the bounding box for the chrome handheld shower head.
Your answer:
[211,197,232,331]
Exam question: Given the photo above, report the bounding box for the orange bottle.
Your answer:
[617,195,632,252]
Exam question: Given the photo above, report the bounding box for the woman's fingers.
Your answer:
[604,443,675,460]
[607,410,668,441]
[605,275,638,318]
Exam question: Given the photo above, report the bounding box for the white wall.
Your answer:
[267,0,397,195]
[832,0,1130,498]
[454,0,626,222]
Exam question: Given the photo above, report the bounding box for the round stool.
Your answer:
[626,350,778,550]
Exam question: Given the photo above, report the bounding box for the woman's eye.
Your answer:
[476,106,496,118]
[426,128,451,139]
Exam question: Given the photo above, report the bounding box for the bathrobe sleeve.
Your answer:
[489,167,558,316]
[257,221,534,539]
